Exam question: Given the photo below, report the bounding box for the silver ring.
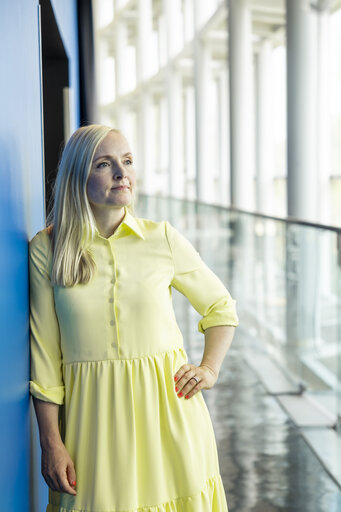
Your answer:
[192,376,199,384]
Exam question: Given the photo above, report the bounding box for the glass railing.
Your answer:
[136,194,341,427]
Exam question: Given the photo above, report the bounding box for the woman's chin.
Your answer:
[107,189,133,206]
[109,197,132,208]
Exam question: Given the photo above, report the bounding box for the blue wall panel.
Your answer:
[0,2,45,510]
[0,1,79,510]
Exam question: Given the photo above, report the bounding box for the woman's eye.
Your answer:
[124,159,133,165]
[97,161,110,168]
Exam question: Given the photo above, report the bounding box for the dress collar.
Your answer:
[121,207,145,239]
[94,207,145,241]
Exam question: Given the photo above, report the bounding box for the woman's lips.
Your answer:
[111,185,129,190]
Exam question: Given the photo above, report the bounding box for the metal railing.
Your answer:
[137,194,341,427]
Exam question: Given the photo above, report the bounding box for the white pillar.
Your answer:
[115,102,129,136]
[137,92,154,193]
[255,39,274,215]
[183,0,194,43]
[286,0,322,369]
[184,84,196,199]
[316,5,332,304]
[286,0,318,221]
[164,0,184,198]
[165,0,182,58]
[228,0,254,209]
[194,0,209,30]
[316,7,331,225]
[217,69,229,206]
[166,67,184,198]
[194,41,212,202]
[193,3,212,202]
[96,39,115,105]
[137,0,152,82]
[158,13,167,68]
[159,95,168,193]
[114,19,128,97]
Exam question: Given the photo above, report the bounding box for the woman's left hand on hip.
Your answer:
[173,363,218,400]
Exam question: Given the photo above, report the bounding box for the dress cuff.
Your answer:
[198,300,239,333]
[30,381,65,405]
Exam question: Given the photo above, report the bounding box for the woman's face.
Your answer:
[87,131,136,210]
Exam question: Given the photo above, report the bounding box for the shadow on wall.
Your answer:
[0,136,30,510]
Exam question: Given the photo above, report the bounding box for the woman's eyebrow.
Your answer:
[93,152,133,162]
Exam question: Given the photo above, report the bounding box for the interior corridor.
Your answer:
[135,195,341,512]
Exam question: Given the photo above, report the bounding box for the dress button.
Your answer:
[111,278,115,284]
[111,342,115,347]
[110,320,115,326]
[109,298,114,303]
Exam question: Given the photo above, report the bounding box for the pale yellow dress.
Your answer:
[29,207,239,512]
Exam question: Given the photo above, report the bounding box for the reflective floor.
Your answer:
[136,196,341,512]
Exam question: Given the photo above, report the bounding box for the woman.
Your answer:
[30,124,239,512]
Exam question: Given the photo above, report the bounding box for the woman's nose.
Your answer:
[112,163,125,179]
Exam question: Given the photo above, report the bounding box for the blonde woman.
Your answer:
[30,124,239,512]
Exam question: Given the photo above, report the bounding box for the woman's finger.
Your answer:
[173,363,191,384]
[41,441,77,495]
[67,463,77,490]
[44,468,77,495]
[174,364,217,399]
[174,364,203,390]
[56,471,77,496]
[43,473,57,492]
[174,366,200,395]
[177,375,201,399]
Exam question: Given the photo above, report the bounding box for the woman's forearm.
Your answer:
[33,397,77,495]
[32,397,62,449]
[200,325,236,376]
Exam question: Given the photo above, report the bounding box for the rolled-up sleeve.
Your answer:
[165,221,239,333]
[29,231,65,404]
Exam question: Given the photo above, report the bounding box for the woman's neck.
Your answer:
[91,206,126,238]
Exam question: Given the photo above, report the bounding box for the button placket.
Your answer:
[108,241,120,356]
[109,286,115,336]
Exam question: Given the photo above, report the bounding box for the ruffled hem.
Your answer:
[46,474,228,512]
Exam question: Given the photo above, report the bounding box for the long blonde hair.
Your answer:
[47,124,135,287]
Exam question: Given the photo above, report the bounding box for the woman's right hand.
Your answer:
[41,440,77,496]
